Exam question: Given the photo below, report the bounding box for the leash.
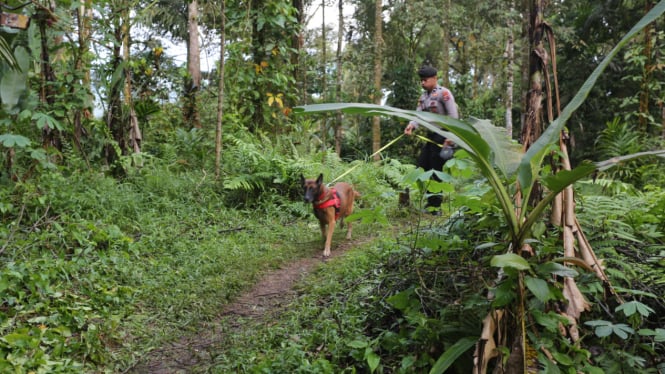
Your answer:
[328,133,405,185]
[415,134,444,147]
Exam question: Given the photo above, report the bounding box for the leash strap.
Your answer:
[328,134,405,184]
[415,134,444,147]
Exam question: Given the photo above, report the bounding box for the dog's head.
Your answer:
[300,173,324,203]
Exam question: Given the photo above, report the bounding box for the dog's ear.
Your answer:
[316,173,324,185]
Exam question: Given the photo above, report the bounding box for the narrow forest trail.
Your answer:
[128,236,374,374]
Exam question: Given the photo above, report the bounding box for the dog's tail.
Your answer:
[353,190,361,198]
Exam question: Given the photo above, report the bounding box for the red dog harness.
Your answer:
[314,188,341,220]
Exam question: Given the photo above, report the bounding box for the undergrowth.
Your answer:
[204,177,665,373]
[1,135,663,373]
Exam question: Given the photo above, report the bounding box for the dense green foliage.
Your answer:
[1,0,665,372]
[205,170,665,373]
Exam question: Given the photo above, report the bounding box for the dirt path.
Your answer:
[128,238,369,373]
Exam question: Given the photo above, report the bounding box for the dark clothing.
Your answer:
[409,84,458,209]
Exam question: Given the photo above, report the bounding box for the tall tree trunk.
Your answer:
[73,0,93,154]
[320,0,327,150]
[250,0,266,133]
[441,0,450,87]
[105,5,125,174]
[334,0,344,155]
[505,5,515,138]
[638,0,653,133]
[185,0,201,129]
[37,2,60,151]
[371,0,382,161]
[292,0,305,102]
[122,4,141,161]
[520,0,544,149]
[519,0,530,136]
[215,0,226,179]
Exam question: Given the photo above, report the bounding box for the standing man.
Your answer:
[404,65,459,214]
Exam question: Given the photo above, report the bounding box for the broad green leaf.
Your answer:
[533,310,567,331]
[386,289,413,311]
[540,161,596,192]
[612,324,634,339]
[536,262,579,278]
[490,253,531,271]
[0,134,31,147]
[584,320,610,327]
[33,112,63,131]
[425,180,455,194]
[347,340,368,349]
[366,348,380,373]
[525,276,552,303]
[429,337,477,374]
[551,351,574,366]
[616,301,654,318]
[468,117,522,177]
[0,63,26,108]
[491,281,516,307]
[595,325,613,338]
[655,328,665,342]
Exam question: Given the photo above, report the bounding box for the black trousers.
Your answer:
[417,133,448,209]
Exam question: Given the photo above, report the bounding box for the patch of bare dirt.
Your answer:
[127,238,370,374]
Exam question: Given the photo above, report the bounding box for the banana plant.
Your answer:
[294,1,665,258]
[295,2,665,371]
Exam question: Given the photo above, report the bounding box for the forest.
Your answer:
[1,0,665,372]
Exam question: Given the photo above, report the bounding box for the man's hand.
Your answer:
[404,123,417,135]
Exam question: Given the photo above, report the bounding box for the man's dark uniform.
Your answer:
[408,66,459,211]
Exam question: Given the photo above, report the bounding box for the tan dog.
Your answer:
[300,173,359,257]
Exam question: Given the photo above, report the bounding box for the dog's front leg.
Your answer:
[319,221,327,243]
[323,220,335,257]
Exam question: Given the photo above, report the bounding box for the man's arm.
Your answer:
[441,88,459,119]
[405,94,425,135]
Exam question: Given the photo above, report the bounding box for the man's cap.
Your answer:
[417,66,438,78]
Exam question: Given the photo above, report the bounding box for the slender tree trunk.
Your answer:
[371,0,382,161]
[505,6,515,138]
[122,4,141,160]
[320,0,327,150]
[334,0,344,155]
[105,5,125,174]
[185,0,201,129]
[250,0,266,133]
[638,0,653,133]
[441,0,450,87]
[292,0,305,102]
[519,0,530,137]
[38,2,60,151]
[662,104,665,139]
[73,0,93,154]
[520,0,544,149]
[215,0,226,179]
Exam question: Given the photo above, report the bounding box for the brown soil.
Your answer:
[128,237,369,374]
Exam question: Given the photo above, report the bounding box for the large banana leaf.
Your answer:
[294,0,665,249]
[294,103,522,236]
